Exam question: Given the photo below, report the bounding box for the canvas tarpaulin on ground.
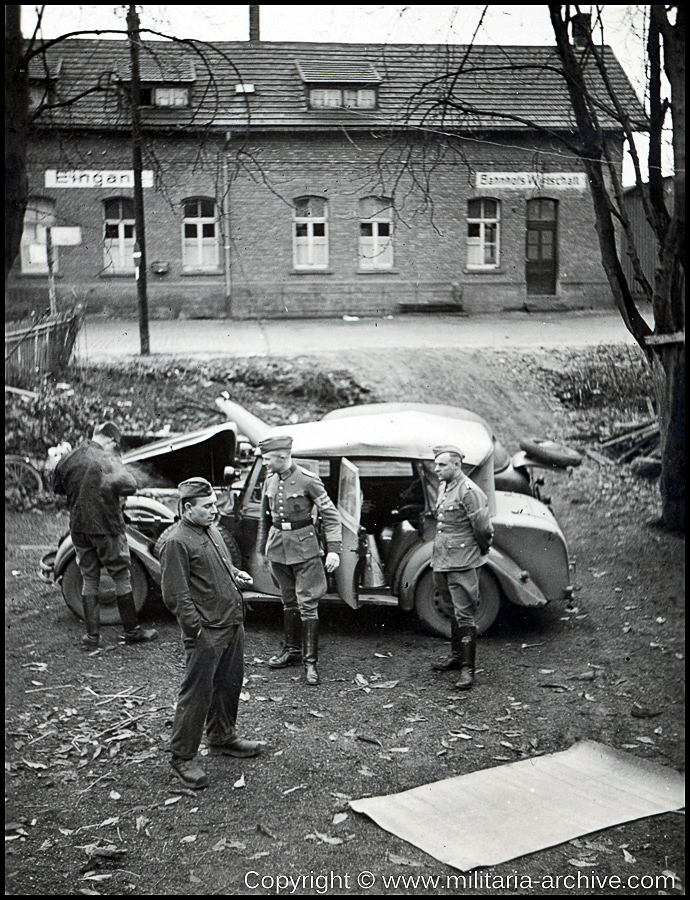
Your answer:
[349,741,685,871]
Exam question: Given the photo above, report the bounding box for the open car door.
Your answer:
[335,457,362,609]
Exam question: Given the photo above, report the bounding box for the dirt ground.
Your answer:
[5,347,685,896]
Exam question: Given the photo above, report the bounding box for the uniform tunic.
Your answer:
[432,473,493,571]
[258,464,342,563]
[258,463,342,617]
[431,472,494,627]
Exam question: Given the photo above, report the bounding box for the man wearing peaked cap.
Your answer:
[159,476,261,790]
[257,434,342,686]
[53,421,157,649]
[430,446,493,690]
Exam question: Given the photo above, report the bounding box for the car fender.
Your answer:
[53,527,162,588]
[395,540,549,613]
[124,494,176,523]
[484,546,548,608]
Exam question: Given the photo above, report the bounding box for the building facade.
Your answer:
[7,38,644,320]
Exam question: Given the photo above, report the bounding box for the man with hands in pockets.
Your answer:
[160,477,261,790]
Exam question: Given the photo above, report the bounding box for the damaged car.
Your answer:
[41,402,575,638]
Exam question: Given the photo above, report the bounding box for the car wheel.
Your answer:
[519,438,583,469]
[414,568,502,638]
[217,526,243,566]
[61,555,149,626]
[5,455,44,497]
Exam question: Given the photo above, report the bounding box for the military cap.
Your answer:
[258,434,293,453]
[94,421,122,444]
[433,445,465,461]
[178,477,214,498]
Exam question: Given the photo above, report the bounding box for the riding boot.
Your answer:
[432,617,463,671]
[455,624,477,691]
[302,619,319,686]
[117,592,158,643]
[268,608,302,668]
[81,594,101,649]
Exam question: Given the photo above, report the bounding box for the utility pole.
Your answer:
[126,5,150,355]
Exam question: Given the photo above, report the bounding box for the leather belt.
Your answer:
[273,518,313,531]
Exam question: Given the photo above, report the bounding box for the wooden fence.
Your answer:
[5,312,82,382]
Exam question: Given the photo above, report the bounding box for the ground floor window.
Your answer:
[466,198,500,268]
[293,196,329,269]
[359,196,393,269]
[182,198,220,271]
[103,197,136,273]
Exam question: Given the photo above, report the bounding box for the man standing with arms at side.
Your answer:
[160,477,261,790]
[431,446,494,690]
[257,435,342,686]
[53,421,157,649]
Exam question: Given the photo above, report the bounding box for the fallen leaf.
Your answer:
[371,680,399,689]
[568,859,598,868]
[135,816,150,833]
[636,736,654,744]
[233,773,246,789]
[388,747,410,753]
[282,784,306,795]
[164,797,182,806]
[354,674,369,687]
[622,848,636,863]
[180,834,197,844]
[313,831,343,845]
[109,791,121,800]
[309,710,325,718]
[332,813,348,826]
[387,851,424,867]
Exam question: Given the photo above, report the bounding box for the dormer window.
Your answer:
[139,85,189,107]
[309,88,376,109]
[296,59,381,112]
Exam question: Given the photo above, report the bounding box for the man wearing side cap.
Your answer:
[431,446,494,690]
[257,435,342,686]
[53,421,157,649]
[160,477,261,789]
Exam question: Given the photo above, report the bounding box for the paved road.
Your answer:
[74,310,643,360]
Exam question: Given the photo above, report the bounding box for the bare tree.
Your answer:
[375,6,684,533]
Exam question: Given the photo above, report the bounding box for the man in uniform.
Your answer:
[431,446,494,690]
[53,421,157,649]
[257,435,342,686]
[160,477,261,790]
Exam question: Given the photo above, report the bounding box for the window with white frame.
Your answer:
[359,196,393,269]
[153,86,189,107]
[293,197,328,269]
[309,88,376,109]
[20,198,57,273]
[182,198,219,270]
[103,197,136,273]
[466,198,500,268]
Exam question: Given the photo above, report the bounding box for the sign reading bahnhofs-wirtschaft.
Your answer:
[45,169,154,188]
[474,172,588,191]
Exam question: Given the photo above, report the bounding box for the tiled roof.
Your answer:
[28,39,647,133]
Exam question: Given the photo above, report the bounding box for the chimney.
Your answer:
[571,12,592,47]
[249,5,260,42]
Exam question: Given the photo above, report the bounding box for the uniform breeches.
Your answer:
[269,558,327,620]
[433,568,480,627]
[71,531,132,595]
[170,624,244,760]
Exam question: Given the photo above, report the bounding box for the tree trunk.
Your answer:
[652,347,685,533]
[5,5,29,290]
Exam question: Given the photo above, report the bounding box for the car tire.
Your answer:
[5,455,44,497]
[61,554,150,626]
[519,438,583,469]
[414,568,501,638]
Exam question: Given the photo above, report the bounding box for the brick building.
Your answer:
[8,33,645,319]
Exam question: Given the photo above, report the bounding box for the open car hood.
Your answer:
[122,422,237,487]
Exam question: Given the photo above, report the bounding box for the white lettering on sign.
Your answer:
[44,170,154,189]
[474,172,587,190]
